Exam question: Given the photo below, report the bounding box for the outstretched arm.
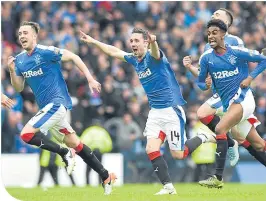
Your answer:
[1,93,15,109]
[61,49,101,93]
[238,48,266,88]
[80,31,129,62]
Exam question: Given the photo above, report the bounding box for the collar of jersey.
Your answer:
[27,45,38,56]
[137,51,148,62]
[214,45,228,56]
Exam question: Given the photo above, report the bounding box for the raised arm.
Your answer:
[80,31,128,62]
[147,33,160,59]
[61,49,101,93]
[8,56,25,92]
[183,56,200,77]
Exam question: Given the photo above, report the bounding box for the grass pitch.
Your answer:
[6,183,266,201]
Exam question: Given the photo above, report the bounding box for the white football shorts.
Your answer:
[28,103,75,143]
[143,105,187,151]
[228,88,260,138]
[206,93,224,117]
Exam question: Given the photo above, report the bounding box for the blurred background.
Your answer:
[1,1,266,186]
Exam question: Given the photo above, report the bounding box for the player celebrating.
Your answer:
[183,8,266,168]
[197,19,266,188]
[80,28,217,195]
[8,21,116,195]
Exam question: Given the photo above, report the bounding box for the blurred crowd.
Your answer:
[1,1,266,167]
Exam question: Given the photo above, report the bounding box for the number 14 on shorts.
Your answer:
[170,131,180,141]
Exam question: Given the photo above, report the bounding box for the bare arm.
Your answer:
[147,33,160,59]
[1,93,15,109]
[183,56,200,77]
[8,56,25,92]
[80,31,128,62]
[61,49,101,93]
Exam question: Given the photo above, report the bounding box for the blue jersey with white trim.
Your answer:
[198,46,266,110]
[15,44,72,109]
[124,50,186,109]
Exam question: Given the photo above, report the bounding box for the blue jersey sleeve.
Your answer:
[124,54,135,65]
[147,49,164,61]
[46,46,63,62]
[14,59,23,76]
[234,47,266,79]
[197,55,209,90]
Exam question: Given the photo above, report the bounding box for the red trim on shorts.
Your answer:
[59,128,71,135]
[158,131,166,141]
[148,151,161,161]
[241,140,251,148]
[183,146,189,159]
[264,141,266,152]
[247,117,259,125]
[21,133,35,143]
[74,142,84,153]
[199,115,214,125]
[216,133,227,140]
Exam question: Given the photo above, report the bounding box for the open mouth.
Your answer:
[209,40,216,46]
[21,40,27,45]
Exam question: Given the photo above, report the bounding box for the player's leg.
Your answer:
[197,96,238,161]
[146,137,176,195]
[20,103,69,157]
[144,108,176,195]
[169,106,216,160]
[232,127,266,166]
[199,103,243,188]
[236,119,266,152]
[53,116,116,195]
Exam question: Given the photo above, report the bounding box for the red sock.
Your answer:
[183,146,189,159]
[21,133,35,143]
[74,142,84,153]
[241,140,251,148]
[199,115,214,125]
[216,133,227,140]
[148,151,161,161]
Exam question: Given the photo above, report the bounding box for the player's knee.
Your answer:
[196,109,206,120]
[171,151,184,160]
[145,145,159,154]
[64,133,80,148]
[215,124,225,135]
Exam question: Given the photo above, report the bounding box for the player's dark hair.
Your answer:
[132,27,148,40]
[219,8,233,27]
[20,21,40,34]
[207,19,228,33]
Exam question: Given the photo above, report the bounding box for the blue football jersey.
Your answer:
[15,44,72,109]
[124,50,186,109]
[197,46,266,110]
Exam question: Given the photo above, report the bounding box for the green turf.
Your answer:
[6,183,266,201]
